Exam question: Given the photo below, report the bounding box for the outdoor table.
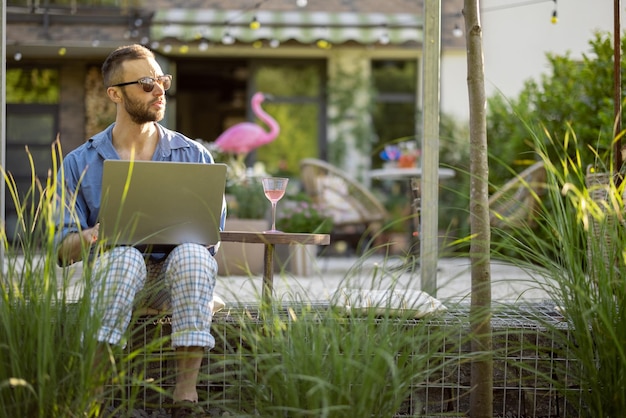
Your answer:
[369,166,456,182]
[220,231,331,305]
[368,166,455,266]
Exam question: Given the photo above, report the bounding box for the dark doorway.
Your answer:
[175,59,249,143]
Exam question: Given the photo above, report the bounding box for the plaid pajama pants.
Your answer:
[90,243,217,349]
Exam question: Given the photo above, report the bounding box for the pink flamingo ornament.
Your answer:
[214,92,280,156]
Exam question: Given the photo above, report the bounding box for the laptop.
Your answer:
[98,160,227,251]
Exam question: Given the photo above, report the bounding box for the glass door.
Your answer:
[251,60,326,177]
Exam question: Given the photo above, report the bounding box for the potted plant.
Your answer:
[274,194,333,276]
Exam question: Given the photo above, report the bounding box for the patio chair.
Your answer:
[488,161,547,229]
[299,158,389,253]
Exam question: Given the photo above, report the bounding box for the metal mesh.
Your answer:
[110,302,583,417]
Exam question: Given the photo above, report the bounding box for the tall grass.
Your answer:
[224,299,465,418]
[0,145,101,417]
[490,127,626,417]
[0,144,167,417]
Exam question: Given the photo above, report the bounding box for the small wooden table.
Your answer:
[220,231,331,305]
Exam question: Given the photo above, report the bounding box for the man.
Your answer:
[55,44,224,418]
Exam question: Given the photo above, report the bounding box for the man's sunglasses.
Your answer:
[110,75,172,92]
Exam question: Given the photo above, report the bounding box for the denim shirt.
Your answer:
[54,122,227,253]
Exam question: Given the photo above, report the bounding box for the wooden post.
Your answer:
[419,0,442,297]
[1,0,6,264]
[614,0,622,178]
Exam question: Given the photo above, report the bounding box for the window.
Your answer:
[371,60,418,168]
[252,61,325,176]
[5,68,59,242]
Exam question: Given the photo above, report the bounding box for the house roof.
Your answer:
[151,9,423,46]
[145,0,464,49]
[5,0,464,54]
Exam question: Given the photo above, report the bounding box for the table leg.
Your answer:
[263,243,275,306]
[410,177,421,258]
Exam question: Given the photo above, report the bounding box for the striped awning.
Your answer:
[150,9,423,46]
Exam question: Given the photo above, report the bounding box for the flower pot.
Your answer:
[216,218,269,276]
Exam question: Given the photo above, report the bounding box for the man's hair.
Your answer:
[101,44,155,87]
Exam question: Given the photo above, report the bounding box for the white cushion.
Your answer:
[317,177,363,224]
[209,294,226,313]
[334,288,447,318]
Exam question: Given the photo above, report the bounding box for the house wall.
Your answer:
[481,0,624,108]
[59,63,88,151]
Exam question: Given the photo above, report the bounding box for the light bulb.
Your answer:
[296,0,308,7]
[14,52,22,61]
[199,40,209,51]
[250,16,261,30]
[452,24,463,38]
[269,39,280,48]
[316,39,331,49]
[551,10,558,24]
[379,33,390,45]
[222,32,235,45]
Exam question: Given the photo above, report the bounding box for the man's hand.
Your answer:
[57,223,99,266]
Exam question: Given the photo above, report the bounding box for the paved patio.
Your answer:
[51,253,554,307]
[215,254,554,306]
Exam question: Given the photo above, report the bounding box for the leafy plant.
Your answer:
[226,179,268,220]
[486,30,622,181]
[276,194,333,233]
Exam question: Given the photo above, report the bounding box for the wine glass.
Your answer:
[262,177,289,233]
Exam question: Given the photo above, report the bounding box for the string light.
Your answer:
[378,24,390,45]
[379,32,390,45]
[483,0,555,13]
[198,39,210,51]
[551,0,558,24]
[452,24,463,38]
[250,15,261,30]
[222,31,235,45]
[316,39,331,49]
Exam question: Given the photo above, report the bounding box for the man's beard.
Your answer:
[122,91,165,124]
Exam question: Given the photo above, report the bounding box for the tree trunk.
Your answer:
[464,1,493,417]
